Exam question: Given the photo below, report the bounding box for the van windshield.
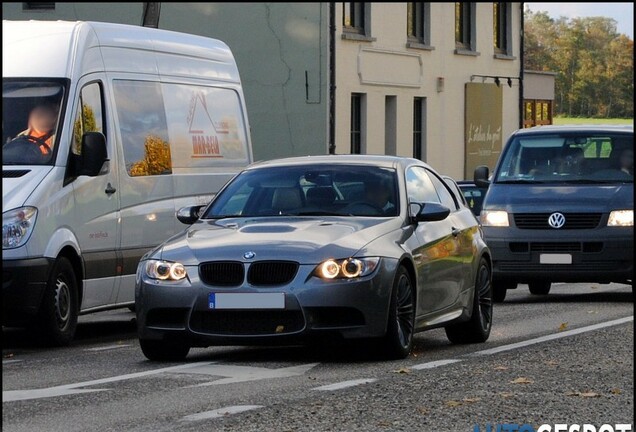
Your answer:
[2,79,66,166]
[494,132,633,184]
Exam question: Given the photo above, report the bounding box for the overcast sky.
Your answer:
[525,2,634,39]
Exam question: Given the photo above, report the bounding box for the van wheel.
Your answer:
[529,282,551,295]
[445,257,492,344]
[38,257,78,346]
[380,266,415,360]
[140,339,190,361]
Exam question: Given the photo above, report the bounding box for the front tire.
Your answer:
[445,257,493,344]
[37,257,79,346]
[381,266,415,360]
[528,281,551,295]
[140,339,190,361]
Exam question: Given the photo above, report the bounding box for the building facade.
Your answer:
[3,2,523,179]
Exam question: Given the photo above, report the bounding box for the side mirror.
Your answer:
[410,202,451,223]
[176,205,206,225]
[474,165,490,189]
[76,132,107,177]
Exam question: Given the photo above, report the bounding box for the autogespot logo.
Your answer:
[473,424,633,432]
[548,212,566,229]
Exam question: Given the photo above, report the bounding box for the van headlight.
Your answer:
[313,257,379,280]
[143,259,188,281]
[608,210,633,227]
[480,210,510,227]
[3,207,38,249]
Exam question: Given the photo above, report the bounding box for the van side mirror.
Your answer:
[176,205,207,225]
[474,165,490,189]
[76,132,107,177]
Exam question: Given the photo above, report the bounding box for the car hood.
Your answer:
[485,183,633,213]
[2,165,53,210]
[157,216,404,264]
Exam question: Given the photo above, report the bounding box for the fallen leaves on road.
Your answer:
[510,377,534,384]
[493,365,509,371]
[462,397,481,403]
[393,367,411,374]
[444,400,463,407]
[566,391,601,398]
[499,392,515,398]
[558,322,569,331]
[611,388,622,395]
[545,360,559,366]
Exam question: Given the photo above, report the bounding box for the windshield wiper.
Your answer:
[496,179,546,184]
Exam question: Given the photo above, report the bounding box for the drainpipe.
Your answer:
[328,2,336,154]
[142,2,161,28]
[519,2,524,129]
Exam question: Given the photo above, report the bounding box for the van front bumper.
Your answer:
[2,257,53,326]
[483,227,633,284]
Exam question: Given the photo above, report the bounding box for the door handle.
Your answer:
[451,227,460,237]
[105,182,117,195]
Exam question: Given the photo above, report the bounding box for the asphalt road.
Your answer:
[2,282,634,432]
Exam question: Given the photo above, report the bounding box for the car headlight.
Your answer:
[143,259,188,281]
[314,257,379,280]
[480,210,509,227]
[3,206,37,249]
[608,210,633,227]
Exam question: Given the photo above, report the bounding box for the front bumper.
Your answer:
[3,257,54,326]
[483,226,633,284]
[135,258,399,346]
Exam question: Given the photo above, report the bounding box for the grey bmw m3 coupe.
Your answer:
[135,155,492,361]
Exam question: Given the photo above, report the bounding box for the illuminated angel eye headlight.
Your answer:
[341,258,363,278]
[318,260,340,279]
[480,210,509,227]
[314,257,380,280]
[608,210,633,227]
[144,260,188,281]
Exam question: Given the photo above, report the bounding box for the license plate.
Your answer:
[208,292,285,309]
[539,253,572,264]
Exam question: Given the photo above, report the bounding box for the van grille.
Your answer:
[247,261,299,286]
[513,213,602,229]
[199,261,244,286]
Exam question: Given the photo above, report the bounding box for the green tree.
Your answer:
[524,8,633,118]
[129,135,172,176]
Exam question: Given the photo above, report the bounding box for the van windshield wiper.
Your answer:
[495,179,546,184]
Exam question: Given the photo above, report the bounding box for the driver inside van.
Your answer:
[14,102,58,155]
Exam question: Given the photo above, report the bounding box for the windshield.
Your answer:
[203,164,399,218]
[494,133,633,184]
[3,79,66,166]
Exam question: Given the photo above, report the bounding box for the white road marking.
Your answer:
[184,363,320,387]
[411,359,462,370]
[471,315,633,356]
[85,344,131,352]
[3,361,215,402]
[2,359,23,365]
[312,378,377,391]
[181,405,263,422]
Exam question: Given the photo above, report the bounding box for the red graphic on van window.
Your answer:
[187,92,228,159]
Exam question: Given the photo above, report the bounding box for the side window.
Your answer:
[113,80,172,176]
[406,166,439,203]
[426,170,459,210]
[71,82,105,156]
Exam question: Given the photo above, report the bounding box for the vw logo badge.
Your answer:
[548,212,566,229]
[243,251,256,259]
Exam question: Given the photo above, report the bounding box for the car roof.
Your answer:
[512,124,633,137]
[246,154,429,171]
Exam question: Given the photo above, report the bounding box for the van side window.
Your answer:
[113,80,172,177]
[406,166,440,203]
[72,82,105,156]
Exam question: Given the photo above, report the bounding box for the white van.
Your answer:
[2,20,253,345]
